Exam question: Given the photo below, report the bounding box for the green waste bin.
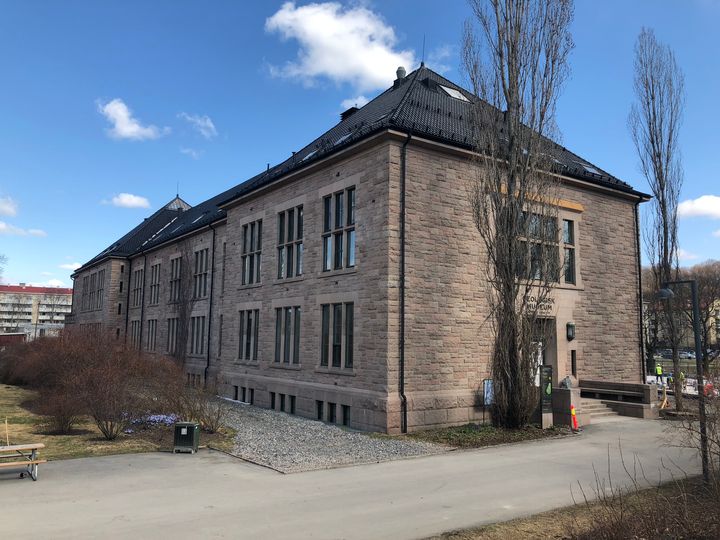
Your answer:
[173,422,200,454]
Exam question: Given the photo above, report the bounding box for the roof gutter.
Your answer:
[399,133,412,434]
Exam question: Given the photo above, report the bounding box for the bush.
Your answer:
[36,388,84,434]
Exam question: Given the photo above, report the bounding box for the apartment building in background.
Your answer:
[69,66,650,433]
[0,284,73,340]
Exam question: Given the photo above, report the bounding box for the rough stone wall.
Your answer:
[216,143,393,432]
[388,141,643,432]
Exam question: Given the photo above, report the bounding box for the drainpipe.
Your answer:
[634,201,646,381]
[204,224,217,385]
[399,133,412,433]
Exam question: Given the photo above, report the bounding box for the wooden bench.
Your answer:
[0,443,46,481]
[579,379,649,403]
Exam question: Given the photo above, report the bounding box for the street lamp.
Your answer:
[658,280,709,484]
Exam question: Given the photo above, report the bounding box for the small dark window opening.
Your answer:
[280,393,286,412]
[120,264,124,274]
[249,388,255,405]
[117,303,122,315]
[328,402,337,423]
[270,392,276,410]
[571,350,577,377]
[119,281,123,293]
[233,385,239,401]
[316,400,324,421]
[115,328,120,339]
[342,405,350,427]
[290,395,296,415]
[241,387,247,403]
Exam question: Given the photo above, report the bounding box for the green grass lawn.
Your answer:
[0,383,235,460]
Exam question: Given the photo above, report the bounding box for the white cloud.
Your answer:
[59,262,81,270]
[0,221,46,237]
[340,95,369,110]
[678,195,720,219]
[265,2,416,93]
[97,98,170,141]
[178,112,217,139]
[427,44,453,74]
[0,196,18,217]
[713,229,720,238]
[677,248,699,262]
[180,147,202,160]
[105,193,151,209]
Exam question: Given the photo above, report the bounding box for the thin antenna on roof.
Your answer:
[176,180,179,198]
[421,34,426,67]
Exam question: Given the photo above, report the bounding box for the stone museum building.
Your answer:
[69,66,650,433]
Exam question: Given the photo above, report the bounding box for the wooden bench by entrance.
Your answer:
[0,443,46,481]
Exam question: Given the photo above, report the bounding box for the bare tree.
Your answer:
[170,240,197,364]
[681,261,720,371]
[629,28,685,409]
[463,0,574,428]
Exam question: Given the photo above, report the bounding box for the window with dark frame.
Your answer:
[241,220,263,285]
[146,319,157,352]
[322,187,356,271]
[169,257,181,302]
[277,205,304,279]
[238,309,260,362]
[190,315,206,355]
[167,317,179,354]
[149,263,161,305]
[320,302,354,369]
[563,219,576,285]
[274,306,301,364]
[517,212,559,282]
[193,248,209,299]
[131,269,144,307]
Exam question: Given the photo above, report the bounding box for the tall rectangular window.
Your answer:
[274,306,301,364]
[96,269,105,309]
[321,302,354,370]
[322,187,356,271]
[190,316,206,355]
[238,309,259,361]
[563,219,576,285]
[320,304,330,367]
[193,248,209,299]
[146,319,157,352]
[167,317,179,354]
[517,212,559,282]
[81,276,89,311]
[131,269,144,307]
[277,205,304,279]
[88,273,96,311]
[149,264,161,305]
[242,220,263,285]
[169,257,181,302]
[130,320,141,349]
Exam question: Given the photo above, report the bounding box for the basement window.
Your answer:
[439,85,469,102]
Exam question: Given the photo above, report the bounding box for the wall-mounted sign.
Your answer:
[483,378,494,406]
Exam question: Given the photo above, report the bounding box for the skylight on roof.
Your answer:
[302,150,317,161]
[576,161,601,175]
[334,133,351,146]
[439,85,469,102]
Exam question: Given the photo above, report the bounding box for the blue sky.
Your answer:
[0,0,718,287]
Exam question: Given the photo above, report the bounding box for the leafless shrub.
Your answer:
[36,388,84,434]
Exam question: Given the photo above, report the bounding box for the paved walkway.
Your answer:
[0,417,699,540]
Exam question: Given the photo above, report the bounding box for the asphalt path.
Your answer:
[0,416,699,540]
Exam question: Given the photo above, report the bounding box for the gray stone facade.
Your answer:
[69,131,645,433]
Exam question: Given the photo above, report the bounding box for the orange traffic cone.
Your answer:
[570,404,580,432]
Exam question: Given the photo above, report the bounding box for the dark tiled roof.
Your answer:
[78,66,646,272]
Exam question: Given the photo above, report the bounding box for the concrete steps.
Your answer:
[580,399,620,418]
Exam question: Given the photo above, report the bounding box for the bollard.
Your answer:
[570,404,580,432]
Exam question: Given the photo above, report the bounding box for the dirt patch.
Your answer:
[406,423,571,449]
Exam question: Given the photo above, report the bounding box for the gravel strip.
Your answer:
[223,400,447,473]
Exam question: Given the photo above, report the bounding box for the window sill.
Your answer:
[319,267,357,279]
[315,367,356,376]
[274,275,305,285]
[239,283,263,290]
[269,363,302,371]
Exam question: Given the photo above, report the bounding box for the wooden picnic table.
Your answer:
[0,443,46,481]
